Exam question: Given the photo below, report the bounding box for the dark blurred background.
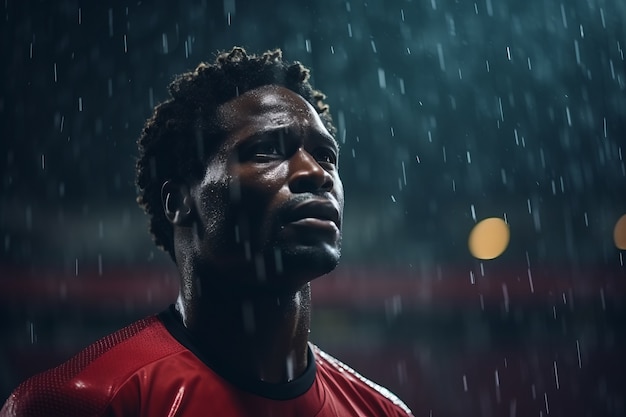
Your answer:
[1,0,625,415]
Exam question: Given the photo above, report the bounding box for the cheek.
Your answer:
[197,181,231,238]
[334,176,345,207]
[237,168,289,235]
[238,165,288,205]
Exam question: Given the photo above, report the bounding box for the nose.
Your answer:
[288,148,335,194]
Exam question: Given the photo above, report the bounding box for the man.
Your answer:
[1,47,412,416]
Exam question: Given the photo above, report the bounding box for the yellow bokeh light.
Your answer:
[468,217,510,260]
[614,214,626,250]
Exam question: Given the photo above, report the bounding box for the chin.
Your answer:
[274,243,341,282]
[199,241,341,294]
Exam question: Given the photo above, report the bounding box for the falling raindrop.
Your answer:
[553,361,560,390]
[527,269,535,293]
[377,68,386,88]
[162,33,169,54]
[28,322,35,344]
[436,43,445,71]
[485,0,493,16]
[108,8,114,37]
[494,369,501,403]
[560,3,568,28]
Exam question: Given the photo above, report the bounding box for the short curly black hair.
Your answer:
[135,47,336,261]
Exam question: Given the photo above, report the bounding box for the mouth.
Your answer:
[284,199,341,231]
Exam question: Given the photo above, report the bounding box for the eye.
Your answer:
[312,147,338,167]
[241,133,286,162]
[253,141,282,157]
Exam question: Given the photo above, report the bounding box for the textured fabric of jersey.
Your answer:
[1,306,413,417]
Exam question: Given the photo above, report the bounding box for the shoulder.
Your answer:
[1,316,185,417]
[312,345,413,417]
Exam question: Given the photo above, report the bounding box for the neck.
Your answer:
[175,278,312,384]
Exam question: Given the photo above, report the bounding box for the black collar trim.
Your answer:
[158,305,317,400]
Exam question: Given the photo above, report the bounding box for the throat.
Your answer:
[176,283,312,384]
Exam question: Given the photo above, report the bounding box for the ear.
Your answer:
[161,180,193,226]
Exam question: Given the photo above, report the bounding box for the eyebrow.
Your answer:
[247,125,339,152]
[311,130,340,152]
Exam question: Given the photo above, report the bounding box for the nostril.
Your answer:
[289,172,330,193]
[319,172,334,191]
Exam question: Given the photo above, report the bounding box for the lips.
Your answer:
[284,199,341,229]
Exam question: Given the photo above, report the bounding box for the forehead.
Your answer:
[215,85,334,142]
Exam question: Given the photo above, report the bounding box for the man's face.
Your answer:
[188,85,343,291]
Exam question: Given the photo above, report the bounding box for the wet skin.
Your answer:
[163,85,343,383]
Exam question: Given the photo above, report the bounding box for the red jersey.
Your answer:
[1,306,412,416]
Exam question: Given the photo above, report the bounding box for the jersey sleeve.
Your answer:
[312,345,414,416]
[0,371,111,417]
[1,316,182,417]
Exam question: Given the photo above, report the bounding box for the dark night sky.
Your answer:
[2,0,625,268]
